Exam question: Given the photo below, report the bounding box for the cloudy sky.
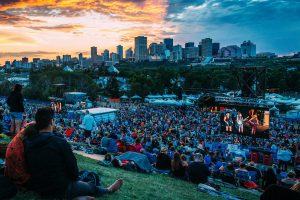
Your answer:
[0,0,299,64]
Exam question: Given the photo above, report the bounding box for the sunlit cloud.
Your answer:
[27,24,85,32]
[0,31,35,44]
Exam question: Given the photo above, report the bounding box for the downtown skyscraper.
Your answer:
[134,36,148,62]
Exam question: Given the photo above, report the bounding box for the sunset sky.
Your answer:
[0,0,300,64]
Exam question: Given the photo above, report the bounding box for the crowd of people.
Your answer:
[0,84,300,199]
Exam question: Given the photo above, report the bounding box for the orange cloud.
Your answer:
[0,31,35,44]
[1,0,168,23]
[28,24,84,32]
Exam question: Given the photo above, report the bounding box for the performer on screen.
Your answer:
[224,112,233,132]
[249,115,259,135]
[236,112,244,133]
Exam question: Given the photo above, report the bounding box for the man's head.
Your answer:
[35,107,55,131]
[85,110,89,115]
[194,153,203,162]
[13,84,22,92]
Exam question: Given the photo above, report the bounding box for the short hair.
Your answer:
[35,107,54,130]
[14,84,22,92]
[85,110,89,114]
[287,170,296,178]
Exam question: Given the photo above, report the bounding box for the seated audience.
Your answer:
[281,170,298,187]
[171,152,187,179]
[278,146,293,171]
[156,147,171,172]
[262,168,277,189]
[23,107,123,199]
[235,162,248,174]
[187,153,210,184]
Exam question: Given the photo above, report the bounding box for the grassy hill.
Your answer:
[13,155,260,200]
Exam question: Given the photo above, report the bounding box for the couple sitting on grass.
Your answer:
[5,107,123,199]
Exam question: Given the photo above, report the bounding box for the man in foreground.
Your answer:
[24,107,123,199]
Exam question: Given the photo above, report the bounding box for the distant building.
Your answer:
[241,40,256,57]
[103,49,110,62]
[56,56,61,64]
[78,53,83,66]
[149,42,164,56]
[91,46,97,63]
[5,61,11,69]
[212,43,220,57]
[62,55,71,63]
[149,43,159,56]
[125,48,134,60]
[22,57,29,64]
[219,45,242,58]
[110,52,119,63]
[185,42,194,48]
[116,45,123,60]
[163,38,173,52]
[134,36,148,62]
[256,52,276,58]
[183,47,199,60]
[198,43,202,56]
[170,44,183,62]
[32,58,40,63]
[201,38,212,57]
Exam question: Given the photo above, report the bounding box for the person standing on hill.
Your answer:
[6,84,24,135]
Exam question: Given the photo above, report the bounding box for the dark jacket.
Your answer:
[7,91,24,113]
[156,153,171,170]
[24,132,78,197]
[188,161,210,184]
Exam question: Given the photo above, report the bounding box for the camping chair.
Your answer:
[247,171,257,182]
[236,171,252,184]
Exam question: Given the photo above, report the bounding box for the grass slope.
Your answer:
[13,155,260,200]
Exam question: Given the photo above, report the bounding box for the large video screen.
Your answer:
[219,107,269,138]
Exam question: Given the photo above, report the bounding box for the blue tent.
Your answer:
[115,152,153,173]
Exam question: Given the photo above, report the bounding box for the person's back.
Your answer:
[25,132,78,197]
[7,91,24,113]
[107,138,118,153]
[101,135,110,149]
[188,154,210,184]
[83,114,95,131]
[156,151,171,170]
[188,161,210,184]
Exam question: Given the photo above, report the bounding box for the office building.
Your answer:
[62,55,71,63]
[134,36,148,62]
[91,46,97,63]
[219,45,242,58]
[170,45,183,62]
[183,47,199,60]
[212,43,220,57]
[241,40,256,57]
[164,38,173,51]
[185,42,194,48]
[78,53,83,66]
[125,48,133,60]
[22,57,28,64]
[116,45,123,60]
[201,38,212,57]
[103,49,109,62]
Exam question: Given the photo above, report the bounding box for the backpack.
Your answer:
[4,129,31,186]
[79,170,101,186]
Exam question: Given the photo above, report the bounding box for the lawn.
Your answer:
[13,155,260,200]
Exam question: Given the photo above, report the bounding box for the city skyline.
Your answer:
[1,0,300,64]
